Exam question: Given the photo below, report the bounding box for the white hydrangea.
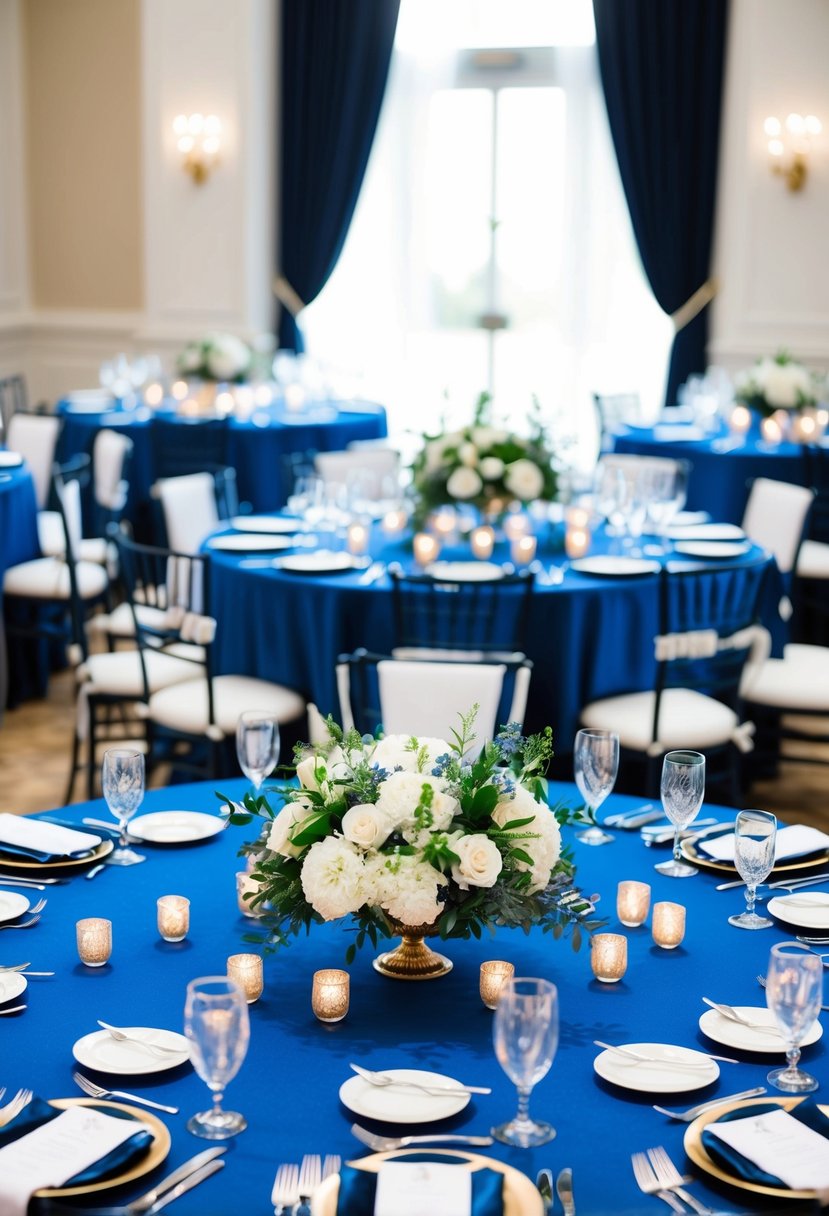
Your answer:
[341,803,393,850]
[764,362,813,408]
[504,458,545,501]
[300,836,367,920]
[471,426,509,449]
[371,734,450,774]
[424,432,463,472]
[492,784,561,894]
[446,466,483,500]
[376,771,458,837]
[479,456,505,480]
[450,833,503,889]
[205,333,251,381]
[373,853,448,927]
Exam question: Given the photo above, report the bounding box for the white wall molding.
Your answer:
[0,0,29,316]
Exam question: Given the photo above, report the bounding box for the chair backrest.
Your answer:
[0,374,28,435]
[151,415,228,478]
[92,428,133,515]
[741,477,815,575]
[314,448,399,499]
[51,458,94,660]
[6,412,62,508]
[389,566,534,655]
[152,471,222,554]
[593,392,643,451]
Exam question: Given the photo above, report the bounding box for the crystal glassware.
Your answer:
[492,977,558,1147]
[765,941,823,1093]
[728,809,777,929]
[184,976,250,1138]
[654,750,705,878]
[574,729,619,846]
[235,711,280,796]
[101,748,146,866]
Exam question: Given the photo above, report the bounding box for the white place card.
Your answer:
[0,1106,143,1216]
[374,1162,472,1216]
[699,824,829,863]
[0,813,101,858]
[708,1108,829,1190]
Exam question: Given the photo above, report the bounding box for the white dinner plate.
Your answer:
[72,1027,190,1075]
[127,810,226,844]
[0,971,27,1003]
[698,1005,823,1054]
[593,1043,719,1093]
[570,556,660,578]
[425,561,504,582]
[65,390,116,412]
[229,515,306,534]
[338,1068,471,1123]
[0,451,23,468]
[275,551,365,575]
[673,541,753,559]
[673,511,711,527]
[666,524,746,542]
[767,891,829,930]
[206,533,296,553]
[0,890,30,923]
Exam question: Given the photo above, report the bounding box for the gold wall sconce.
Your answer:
[765,113,821,191]
[173,113,222,184]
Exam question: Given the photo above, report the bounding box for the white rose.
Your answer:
[446,466,483,500]
[504,458,545,501]
[267,801,315,858]
[472,426,508,449]
[764,365,800,408]
[376,855,447,927]
[492,785,561,893]
[371,734,450,774]
[479,456,504,480]
[341,803,392,850]
[458,442,478,467]
[376,771,458,836]
[295,755,323,792]
[205,334,251,381]
[300,836,366,920]
[451,833,503,890]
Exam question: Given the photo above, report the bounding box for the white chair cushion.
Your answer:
[78,537,110,565]
[581,688,742,753]
[796,540,829,580]
[38,509,65,558]
[743,643,829,712]
[147,675,305,739]
[4,556,108,600]
[78,648,200,697]
[87,602,176,639]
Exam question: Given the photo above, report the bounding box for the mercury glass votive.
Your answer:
[470,526,495,560]
[157,895,190,942]
[511,535,537,566]
[617,880,651,928]
[413,532,440,568]
[227,953,264,1004]
[591,933,627,983]
[76,918,112,968]
[503,513,530,541]
[479,961,515,1009]
[381,509,407,535]
[432,508,457,541]
[652,901,686,949]
[346,522,369,555]
[761,416,783,446]
[236,871,262,918]
[565,526,590,559]
[144,382,164,407]
[312,969,349,1023]
[729,404,751,436]
[566,506,591,529]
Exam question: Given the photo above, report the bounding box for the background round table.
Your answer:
[0,459,46,708]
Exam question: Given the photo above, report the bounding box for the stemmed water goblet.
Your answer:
[574,729,619,846]
[492,977,558,1147]
[184,976,250,1138]
[765,942,823,1093]
[101,748,146,866]
[728,809,777,929]
[654,750,705,877]
[235,711,280,797]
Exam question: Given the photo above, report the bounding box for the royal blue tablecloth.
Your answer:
[2,779,825,1215]
[0,461,51,707]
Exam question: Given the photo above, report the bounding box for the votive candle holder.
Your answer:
[511,535,537,566]
[565,526,590,559]
[479,960,515,1009]
[347,522,369,556]
[236,871,262,918]
[381,509,407,535]
[227,953,264,1004]
[729,404,751,436]
[432,508,457,541]
[413,532,440,569]
[652,901,686,949]
[591,933,627,983]
[617,880,651,928]
[312,968,349,1023]
[470,526,495,560]
[503,514,530,541]
[76,918,112,968]
[157,895,190,942]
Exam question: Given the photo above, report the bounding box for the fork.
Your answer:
[0,1088,33,1127]
[757,973,829,1012]
[322,1154,341,1180]
[652,1086,767,1121]
[701,998,779,1034]
[631,1151,686,1213]
[271,1162,299,1215]
[351,1122,493,1151]
[72,1070,179,1114]
[647,1146,716,1215]
[294,1154,322,1216]
[97,1021,184,1055]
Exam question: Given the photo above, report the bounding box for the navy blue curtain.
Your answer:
[592,0,729,407]
[277,0,400,352]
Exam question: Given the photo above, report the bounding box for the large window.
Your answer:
[302,0,673,464]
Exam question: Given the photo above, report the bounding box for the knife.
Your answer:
[556,1167,575,1216]
[535,1168,553,1214]
[716,872,829,892]
[144,1158,225,1215]
[129,1147,227,1213]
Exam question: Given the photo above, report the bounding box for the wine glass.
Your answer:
[574,729,619,846]
[184,976,250,1138]
[654,750,705,877]
[765,942,823,1093]
[728,809,777,929]
[235,711,280,796]
[492,977,558,1147]
[101,748,146,866]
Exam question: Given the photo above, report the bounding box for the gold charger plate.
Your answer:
[312,1148,543,1216]
[684,1095,828,1202]
[0,838,113,871]
[680,837,829,877]
[34,1097,170,1198]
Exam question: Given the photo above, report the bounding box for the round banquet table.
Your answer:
[206,525,785,758]
[0,459,48,708]
[3,778,827,1215]
[613,424,810,525]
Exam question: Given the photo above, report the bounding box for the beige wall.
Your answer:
[23,0,142,310]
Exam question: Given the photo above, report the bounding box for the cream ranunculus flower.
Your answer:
[504,458,545,501]
[446,466,483,500]
[479,456,505,480]
[450,833,503,890]
[459,441,479,467]
[341,803,392,850]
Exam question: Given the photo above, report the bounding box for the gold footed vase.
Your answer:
[372,920,453,981]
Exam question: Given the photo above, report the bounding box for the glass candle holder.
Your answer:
[312,969,349,1023]
[413,532,440,568]
[479,960,515,1009]
[565,526,590,559]
[227,953,264,1004]
[432,508,457,541]
[347,522,369,555]
[76,918,112,968]
[652,901,686,949]
[503,514,529,541]
[236,871,262,918]
[591,933,627,983]
[761,416,783,446]
[381,509,407,535]
[157,895,190,942]
[729,404,751,436]
[511,535,537,566]
[566,506,591,529]
[617,880,651,928]
[470,526,495,560]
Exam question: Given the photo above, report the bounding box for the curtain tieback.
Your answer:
[671,276,719,333]
[273,274,306,316]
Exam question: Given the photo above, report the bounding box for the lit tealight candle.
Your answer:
[565,526,590,559]
[470,526,495,560]
[479,961,515,1009]
[144,382,164,407]
[729,404,751,435]
[76,918,112,968]
[432,508,457,540]
[652,901,686,949]
[254,384,273,407]
[312,968,349,1022]
[284,384,306,413]
[157,895,190,942]
[503,514,530,541]
[171,379,189,401]
[347,522,370,555]
[214,390,235,415]
[761,416,782,446]
[566,506,591,529]
[227,953,264,1004]
[413,532,440,568]
[236,871,263,919]
[382,509,407,535]
[511,535,537,566]
[616,881,651,928]
[792,412,817,443]
[590,933,627,983]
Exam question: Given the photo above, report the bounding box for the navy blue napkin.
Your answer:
[0,1096,152,1185]
[701,1101,829,1188]
[336,1155,504,1215]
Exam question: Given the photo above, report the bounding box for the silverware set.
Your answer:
[715,870,829,894]
[632,1146,715,1214]
[350,1122,493,1151]
[652,1087,766,1121]
[0,961,54,976]
[0,899,45,930]
[0,1087,32,1125]
[271,1153,341,1215]
[39,1146,226,1216]
[73,1070,179,1115]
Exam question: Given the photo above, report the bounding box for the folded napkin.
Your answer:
[699,823,829,863]
[652,425,707,442]
[0,814,102,863]
[337,1157,504,1216]
[702,1101,829,1190]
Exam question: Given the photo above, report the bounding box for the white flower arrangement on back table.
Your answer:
[734,351,824,418]
[176,332,253,383]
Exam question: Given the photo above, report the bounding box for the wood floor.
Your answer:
[1,661,828,829]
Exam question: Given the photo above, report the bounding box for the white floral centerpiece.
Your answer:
[734,351,824,419]
[220,712,598,978]
[176,332,253,384]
